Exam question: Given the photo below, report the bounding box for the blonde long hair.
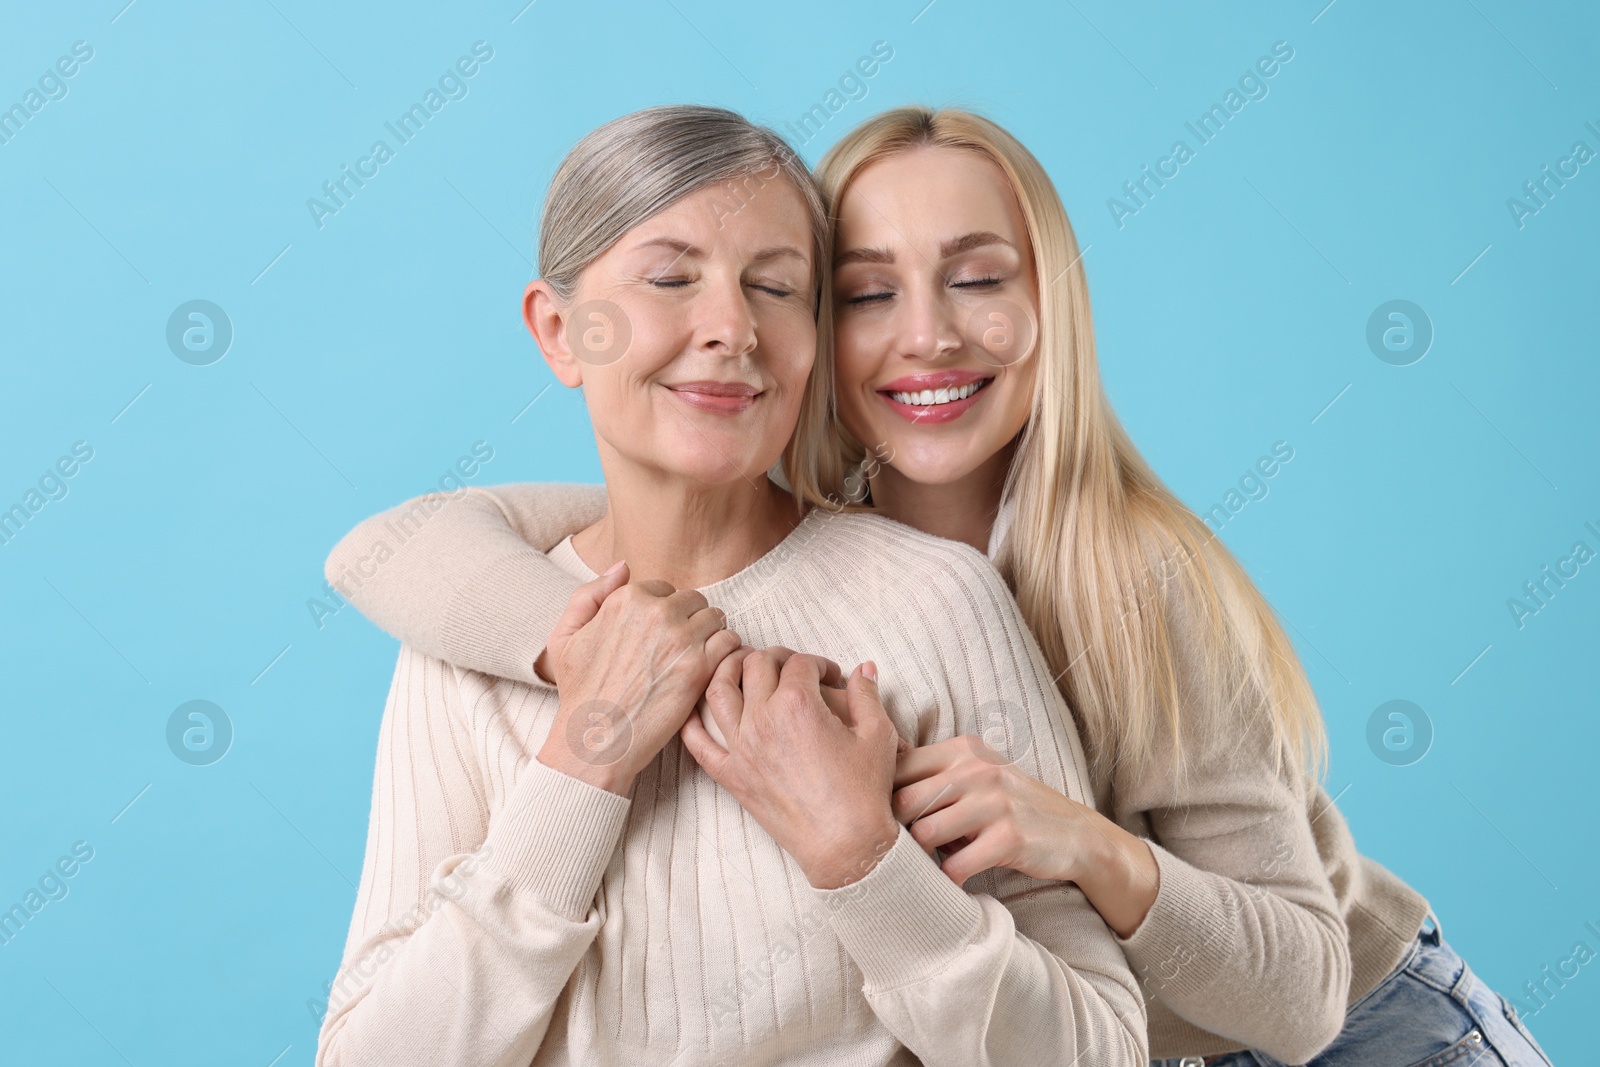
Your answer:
[800,107,1327,787]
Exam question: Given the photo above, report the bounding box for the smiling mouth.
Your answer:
[665,380,762,414]
[876,372,994,425]
[883,378,991,407]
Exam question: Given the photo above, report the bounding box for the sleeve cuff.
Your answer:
[1114,840,1228,978]
[808,824,985,989]
[480,756,631,921]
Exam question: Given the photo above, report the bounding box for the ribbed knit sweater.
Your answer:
[316,506,1147,1066]
[324,482,1433,1062]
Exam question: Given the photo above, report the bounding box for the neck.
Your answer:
[868,439,1015,555]
[575,457,803,589]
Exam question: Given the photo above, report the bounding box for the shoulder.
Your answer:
[467,479,604,521]
[804,509,998,575]
[464,481,605,507]
[383,644,466,712]
[792,509,1026,630]
[1125,515,1307,773]
[1124,511,1240,661]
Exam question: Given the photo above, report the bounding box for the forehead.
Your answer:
[613,175,815,258]
[836,146,1023,249]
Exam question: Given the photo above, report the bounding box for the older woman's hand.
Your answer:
[681,648,902,890]
[536,562,742,795]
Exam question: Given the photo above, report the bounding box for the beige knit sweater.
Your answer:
[323,483,1430,1063]
[316,506,1147,1066]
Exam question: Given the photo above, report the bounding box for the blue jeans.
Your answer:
[1154,916,1555,1067]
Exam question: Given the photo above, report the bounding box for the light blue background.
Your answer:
[2,1,1596,1062]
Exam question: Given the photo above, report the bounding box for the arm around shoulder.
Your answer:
[323,483,605,682]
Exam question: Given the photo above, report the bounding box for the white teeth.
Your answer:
[889,380,985,407]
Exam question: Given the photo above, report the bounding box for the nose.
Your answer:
[898,274,962,362]
[694,272,758,358]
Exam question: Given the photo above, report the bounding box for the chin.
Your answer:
[883,441,991,489]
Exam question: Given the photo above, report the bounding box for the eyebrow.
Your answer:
[940,230,1014,257]
[834,244,894,267]
[750,246,809,266]
[834,230,1016,267]
[632,238,807,266]
[635,237,701,258]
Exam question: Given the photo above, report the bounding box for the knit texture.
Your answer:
[317,506,1147,1066]
[324,482,1429,1062]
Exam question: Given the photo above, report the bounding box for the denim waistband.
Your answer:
[1401,910,1470,999]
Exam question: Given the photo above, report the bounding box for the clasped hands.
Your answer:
[535,562,1091,892]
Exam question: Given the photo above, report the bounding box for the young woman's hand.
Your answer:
[892,737,1161,937]
[681,648,902,890]
[535,562,742,795]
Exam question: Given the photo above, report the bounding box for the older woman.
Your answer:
[314,106,1143,1067]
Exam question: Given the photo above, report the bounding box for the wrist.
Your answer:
[802,813,900,890]
[1096,825,1159,939]
[536,737,634,797]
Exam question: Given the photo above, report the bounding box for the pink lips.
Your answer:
[665,380,761,415]
[877,370,994,425]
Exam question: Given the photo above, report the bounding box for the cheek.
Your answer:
[756,312,815,397]
[620,308,679,371]
[777,319,818,380]
[574,369,632,434]
[836,310,901,364]
[992,368,1037,439]
[833,315,890,392]
[829,339,879,437]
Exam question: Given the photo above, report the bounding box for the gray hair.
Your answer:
[537,105,826,306]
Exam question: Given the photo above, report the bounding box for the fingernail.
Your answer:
[605,559,626,576]
[862,660,878,682]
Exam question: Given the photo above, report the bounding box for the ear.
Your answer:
[523,279,584,388]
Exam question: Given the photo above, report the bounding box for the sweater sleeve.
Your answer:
[323,483,607,683]
[1109,552,1351,1064]
[315,647,630,1067]
[810,550,1146,1067]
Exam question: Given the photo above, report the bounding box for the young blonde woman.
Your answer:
[324,108,1553,1066]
